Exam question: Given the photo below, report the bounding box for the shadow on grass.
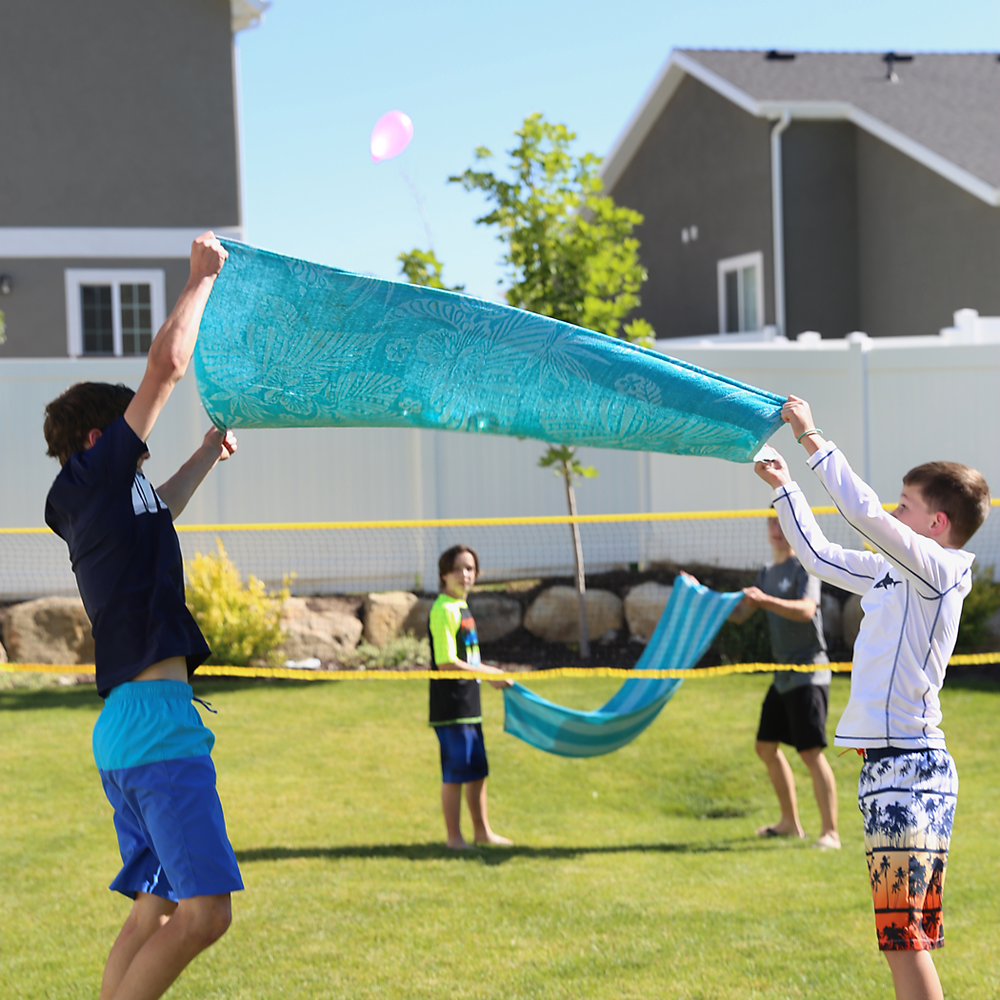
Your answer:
[942,670,1000,692]
[0,685,103,711]
[236,839,756,867]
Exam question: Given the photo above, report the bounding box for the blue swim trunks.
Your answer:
[93,680,244,902]
[434,723,489,784]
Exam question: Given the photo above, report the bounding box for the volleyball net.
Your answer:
[3,501,1000,602]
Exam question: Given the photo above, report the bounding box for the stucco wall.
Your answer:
[0,0,239,227]
[609,78,775,338]
[782,122,860,337]
[857,132,1000,337]
[0,258,191,357]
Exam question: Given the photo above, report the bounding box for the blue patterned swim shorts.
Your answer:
[859,749,957,951]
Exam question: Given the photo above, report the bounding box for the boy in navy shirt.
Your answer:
[44,233,241,1000]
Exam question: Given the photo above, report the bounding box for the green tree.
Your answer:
[396,248,464,292]
[399,113,655,659]
[449,113,653,345]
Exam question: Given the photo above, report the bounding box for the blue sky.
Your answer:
[236,0,1000,301]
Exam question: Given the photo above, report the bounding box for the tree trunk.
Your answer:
[563,460,590,660]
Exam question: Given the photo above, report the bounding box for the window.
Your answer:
[717,252,764,333]
[64,269,165,357]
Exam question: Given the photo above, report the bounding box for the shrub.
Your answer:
[715,608,773,665]
[342,633,430,670]
[956,563,1000,653]
[185,539,289,666]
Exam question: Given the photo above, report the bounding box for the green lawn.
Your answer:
[1,672,998,999]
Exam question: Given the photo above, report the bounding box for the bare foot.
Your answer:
[812,832,841,850]
[446,838,474,850]
[474,832,513,846]
[756,823,806,839]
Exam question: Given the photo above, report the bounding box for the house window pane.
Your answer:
[120,283,153,354]
[81,285,114,354]
[724,270,739,332]
[741,265,759,331]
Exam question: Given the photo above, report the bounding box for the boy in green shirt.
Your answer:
[429,545,513,849]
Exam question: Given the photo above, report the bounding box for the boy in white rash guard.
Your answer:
[754,395,990,1000]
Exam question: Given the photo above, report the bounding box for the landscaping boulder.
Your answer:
[467,593,522,644]
[523,587,623,644]
[2,596,95,664]
[279,597,363,662]
[821,592,843,653]
[623,582,672,642]
[363,591,435,647]
[843,594,865,650]
[0,637,7,663]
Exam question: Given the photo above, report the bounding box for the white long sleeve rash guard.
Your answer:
[771,442,974,750]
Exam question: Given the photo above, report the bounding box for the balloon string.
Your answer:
[398,166,435,250]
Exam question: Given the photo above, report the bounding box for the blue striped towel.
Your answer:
[503,576,742,756]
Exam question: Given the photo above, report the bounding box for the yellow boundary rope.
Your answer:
[3,654,999,683]
[4,498,997,533]
[0,504,899,534]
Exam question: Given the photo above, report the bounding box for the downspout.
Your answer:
[770,111,791,337]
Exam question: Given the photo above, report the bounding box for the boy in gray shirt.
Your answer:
[730,517,840,849]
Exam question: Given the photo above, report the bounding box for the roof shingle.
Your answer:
[680,50,1000,189]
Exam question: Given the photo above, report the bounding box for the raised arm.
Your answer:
[124,233,228,444]
[156,428,237,520]
[781,396,966,595]
[755,454,881,595]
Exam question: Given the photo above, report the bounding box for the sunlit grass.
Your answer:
[1,673,997,999]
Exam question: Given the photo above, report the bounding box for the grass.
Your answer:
[1,673,998,999]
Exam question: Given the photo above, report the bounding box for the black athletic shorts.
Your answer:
[756,683,829,751]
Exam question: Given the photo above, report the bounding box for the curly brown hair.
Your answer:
[43,382,135,465]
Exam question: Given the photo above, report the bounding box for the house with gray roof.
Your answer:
[603,49,1000,340]
[0,0,268,358]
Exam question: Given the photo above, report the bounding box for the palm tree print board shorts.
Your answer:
[859,748,957,951]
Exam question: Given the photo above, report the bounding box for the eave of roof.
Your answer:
[601,49,1000,207]
[231,0,270,33]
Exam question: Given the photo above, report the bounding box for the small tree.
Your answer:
[538,446,598,657]
[400,113,655,658]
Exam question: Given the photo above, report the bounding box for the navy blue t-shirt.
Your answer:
[44,416,210,697]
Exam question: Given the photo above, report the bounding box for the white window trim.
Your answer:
[0,227,242,258]
[64,269,166,358]
[717,251,765,334]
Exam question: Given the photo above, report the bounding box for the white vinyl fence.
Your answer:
[2,312,999,598]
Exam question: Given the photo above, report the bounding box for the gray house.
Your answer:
[603,50,1000,340]
[0,0,268,358]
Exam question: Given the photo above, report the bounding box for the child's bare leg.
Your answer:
[441,782,469,849]
[883,950,943,1000]
[105,893,232,1000]
[755,740,805,837]
[799,747,840,847]
[101,893,177,1000]
[465,779,512,846]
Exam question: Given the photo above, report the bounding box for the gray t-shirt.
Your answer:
[755,556,830,692]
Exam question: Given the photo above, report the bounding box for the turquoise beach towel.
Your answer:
[502,576,742,757]
[194,241,784,460]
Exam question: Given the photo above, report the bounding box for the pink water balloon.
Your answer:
[370,110,414,163]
